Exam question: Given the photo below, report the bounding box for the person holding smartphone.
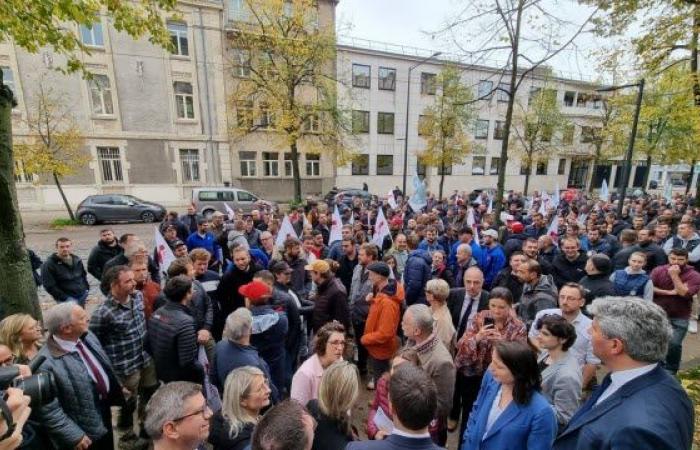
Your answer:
[454,288,527,449]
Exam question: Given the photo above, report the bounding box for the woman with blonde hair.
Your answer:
[209,366,272,450]
[425,279,456,353]
[307,360,360,449]
[0,314,42,364]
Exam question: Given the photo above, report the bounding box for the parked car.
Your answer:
[191,187,278,217]
[330,189,376,205]
[77,194,166,225]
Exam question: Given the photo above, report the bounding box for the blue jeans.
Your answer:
[665,318,688,374]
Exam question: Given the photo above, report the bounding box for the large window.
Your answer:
[378,67,396,90]
[472,156,486,175]
[474,120,489,139]
[174,82,195,119]
[240,151,256,177]
[306,154,320,176]
[229,0,251,21]
[168,22,189,56]
[558,158,567,175]
[352,110,370,134]
[231,49,251,78]
[97,147,123,183]
[352,154,369,175]
[263,152,279,176]
[88,74,114,115]
[489,157,500,175]
[14,160,33,183]
[284,152,293,176]
[520,161,531,175]
[352,64,371,88]
[376,155,394,175]
[303,114,320,133]
[377,112,395,134]
[180,149,200,182]
[581,126,595,143]
[478,80,494,100]
[258,103,275,129]
[494,120,505,140]
[562,125,575,144]
[497,83,509,102]
[421,72,436,95]
[536,160,548,175]
[564,91,575,107]
[236,99,253,128]
[418,114,430,136]
[80,23,104,47]
[1,67,14,97]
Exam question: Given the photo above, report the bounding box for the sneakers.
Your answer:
[690,319,698,334]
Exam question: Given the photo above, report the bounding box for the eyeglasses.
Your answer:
[172,404,213,422]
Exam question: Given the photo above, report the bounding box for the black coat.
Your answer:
[493,267,524,302]
[41,254,89,302]
[579,273,616,305]
[216,263,263,317]
[550,252,587,288]
[447,288,490,340]
[612,244,642,270]
[638,242,667,272]
[87,240,122,280]
[272,282,302,362]
[209,414,253,450]
[312,277,350,333]
[307,400,353,450]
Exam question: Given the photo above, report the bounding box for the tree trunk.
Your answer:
[692,4,700,106]
[524,170,531,196]
[687,159,696,196]
[643,152,652,191]
[0,80,42,320]
[53,171,75,221]
[494,0,524,224]
[438,159,446,200]
[290,140,302,204]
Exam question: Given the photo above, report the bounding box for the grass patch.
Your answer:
[678,367,700,448]
[49,218,80,229]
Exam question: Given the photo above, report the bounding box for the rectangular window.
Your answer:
[258,103,275,129]
[97,147,123,183]
[376,155,394,175]
[263,152,279,177]
[352,64,371,88]
[577,93,589,107]
[1,67,14,97]
[581,126,594,143]
[236,100,253,128]
[174,81,195,119]
[284,152,293,176]
[418,114,430,136]
[377,112,395,134]
[438,163,452,175]
[306,154,320,176]
[179,149,200,182]
[558,158,567,175]
[528,87,541,105]
[80,23,104,47]
[494,120,505,140]
[472,156,486,175]
[352,110,370,134]
[489,157,500,175]
[240,151,257,177]
[14,160,32,183]
[592,95,603,109]
[421,72,436,95]
[541,125,553,142]
[474,120,489,139]
[536,160,547,175]
[229,0,251,21]
[478,80,494,100]
[564,91,575,107]
[168,22,189,56]
[303,113,320,133]
[562,125,575,144]
[378,67,396,90]
[417,158,426,177]
[231,49,251,78]
[496,83,509,102]
[520,161,531,175]
[352,154,369,175]
[88,74,114,115]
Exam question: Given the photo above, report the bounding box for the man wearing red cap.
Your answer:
[503,222,529,258]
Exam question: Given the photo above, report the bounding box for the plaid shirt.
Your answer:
[89,291,151,379]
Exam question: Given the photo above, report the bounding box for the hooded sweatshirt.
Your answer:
[250,305,288,394]
[361,279,405,360]
[517,274,558,329]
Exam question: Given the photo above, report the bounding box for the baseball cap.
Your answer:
[510,222,524,233]
[367,262,391,278]
[305,259,330,273]
[172,240,186,248]
[482,229,498,238]
[238,280,272,304]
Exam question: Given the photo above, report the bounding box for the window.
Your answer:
[14,160,32,183]
[472,156,486,175]
[229,0,251,21]
[303,113,320,133]
[474,120,489,139]
[284,152,293,176]
[376,155,394,175]
[237,191,256,202]
[564,91,575,107]
[97,147,123,183]
[1,67,14,97]
[577,93,589,108]
[352,64,371,88]
[536,160,547,175]
[231,49,251,78]
[562,125,574,144]
[168,22,189,56]
[489,157,500,175]
[541,125,553,142]
[174,82,195,119]
[306,154,320,176]
[236,99,253,128]
[378,67,396,90]
[528,87,541,105]
[263,152,279,176]
[240,151,257,177]
[377,112,395,134]
[352,110,370,134]
[497,83,509,102]
[257,104,275,129]
[180,149,200,182]
[352,154,369,175]
[581,126,595,143]
[520,161,531,175]
[80,23,104,47]
[88,74,114,115]
[421,72,436,95]
[494,120,505,140]
[438,163,452,175]
[418,114,430,136]
[417,158,427,176]
[478,80,494,100]
[592,95,603,109]
[558,158,567,175]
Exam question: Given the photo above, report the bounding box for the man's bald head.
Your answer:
[464,267,484,297]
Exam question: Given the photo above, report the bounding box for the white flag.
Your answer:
[302,212,311,234]
[224,202,235,220]
[329,206,343,244]
[372,208,390,247]
[547,216,559,245]
[552,183,561,207]
[487,198,493,214]
[387,190,398,209]
[600,179,609,201]
[276,215,298,248]
[663,182,673,204]
[154,226,176,275]
[538,197,547,216]
[467,208,480,240]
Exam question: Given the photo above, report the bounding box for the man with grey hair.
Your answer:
[453,243,477,288]
[36,301,124,450]
[211,308,278,400]
[145,381,211,450]
[554,297,693,450]
[401,304,455,445]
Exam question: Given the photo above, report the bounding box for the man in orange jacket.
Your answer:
[361,262,405,384]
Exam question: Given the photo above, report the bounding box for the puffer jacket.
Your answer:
[154,280,213,332]
[517,274,558,329]
[404,249,432,306]
[503,233,529,258]
[216,263,263,318]
[250,305,289,396]
[148,301,204,384]
[312,277,349,333]
[550,252,587,288]
[86,240,122,280]
[579,273,616,305]
[271,284,302,363]
[361,280,404,360]
[36,332,124,449]
[41,254,89,302]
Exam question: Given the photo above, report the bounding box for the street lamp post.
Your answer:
[597,79,645,216]
[402,51,442,195]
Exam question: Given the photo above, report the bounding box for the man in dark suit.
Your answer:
[554,297,693,450]
[446,266,489,433]
[347,364,443,450]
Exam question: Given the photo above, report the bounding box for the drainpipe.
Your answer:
[197,6,220,184]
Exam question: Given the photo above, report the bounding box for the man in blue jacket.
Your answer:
[186,218,222,270]
[404,235,432,306]
[554,297,693,450]
[480,229,506,289]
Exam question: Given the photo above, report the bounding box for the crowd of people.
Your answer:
[0,186,697,450]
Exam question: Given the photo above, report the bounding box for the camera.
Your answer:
[0,356,56,407]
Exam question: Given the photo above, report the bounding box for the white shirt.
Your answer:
[459,292,480,330]
[529,308,601,366]
[54,336,111,392]
[595,363,658,405]
[484,387,505,438]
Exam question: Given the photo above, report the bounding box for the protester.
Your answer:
[350,244,379,383]
[430,250,454,286]
[579,254,616,305]
[308,259,350,333]
[550,237,587,288]
[493,250,526,303]
[41,237,90,306]
[516,259,558,329]
[611,229,641,270]
[609,251,653,300]
[481,229,506,289]
[217,248,262,335]
[404,234,432,306]
[87,229,122,281]
[424,279,456,352]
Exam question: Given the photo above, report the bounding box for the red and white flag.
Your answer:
[154,226,176,275]
[224,202,235,221]
[329,206,343,244]
[547,216,559,245]
[276,215,298,248]
[372,208,390,247]
[467,208,480,240]
[387,190,398,209]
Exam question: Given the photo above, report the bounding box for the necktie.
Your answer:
[458,296,475,338]
[76,341,109,398]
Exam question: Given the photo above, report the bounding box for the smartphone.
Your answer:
[483,317,495,328]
